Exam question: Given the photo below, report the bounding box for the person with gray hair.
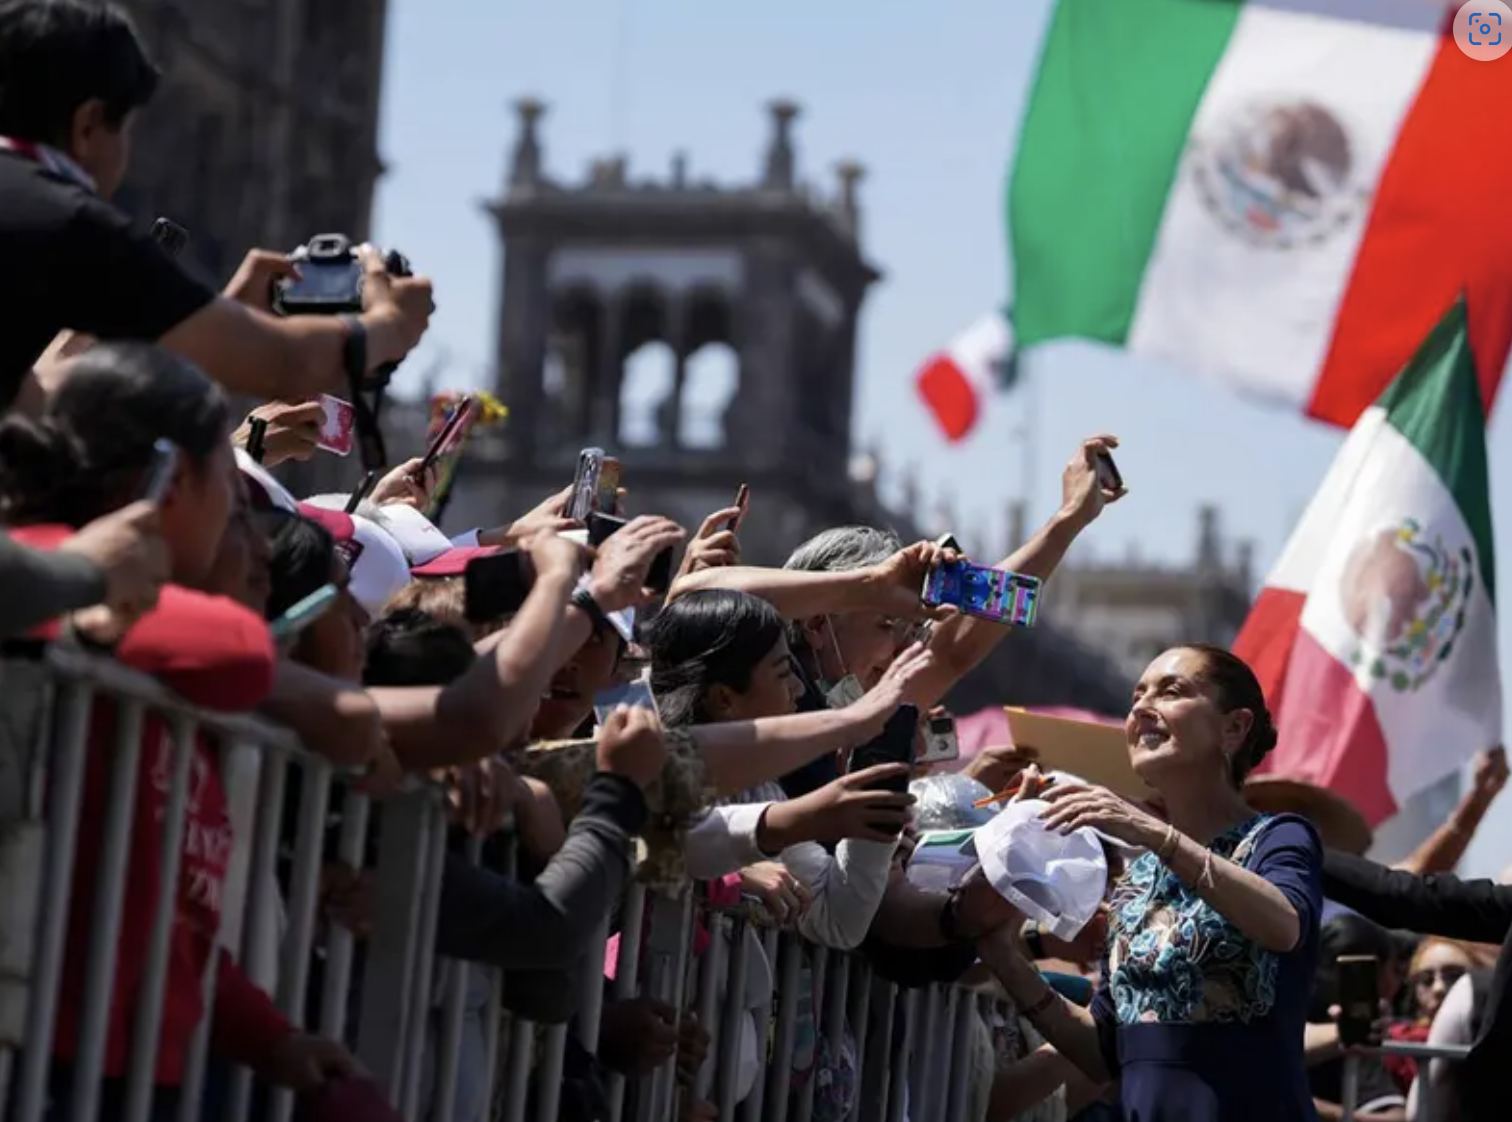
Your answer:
[783,525,903,576]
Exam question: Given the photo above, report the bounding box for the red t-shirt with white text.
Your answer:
[12,525,295,1084]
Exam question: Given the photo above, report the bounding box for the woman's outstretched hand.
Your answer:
[1037,779,1166,851]
[848,641,937,738]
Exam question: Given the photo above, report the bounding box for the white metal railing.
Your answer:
[0,646,999,1122]
[1337,1040,1474,1122]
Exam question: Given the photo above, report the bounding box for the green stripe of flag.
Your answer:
[1377,298,1496,605]
[1008,0,1242,347]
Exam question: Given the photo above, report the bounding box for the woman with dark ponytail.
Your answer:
[972,644,1323,1121]
[5,343,360,1120]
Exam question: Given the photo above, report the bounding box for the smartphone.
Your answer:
[727,484,751,533]
[464,551,535,622]
[922,558,1041,627]
[151,217,189,258]
[848,704,920,797]
[1336,955,1380,1047]
[919,712,960,764]
[587,511,672,594]
[597,457,622,516]
[1095,450,1123,493]
[586,510,628,548]
[593,678,657,725]
[420,395,478,475]
[140,438,178,504]
[317,394,356,457]
[269,583,339,642]
[567,448,606,522]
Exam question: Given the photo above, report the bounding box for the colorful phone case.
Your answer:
[922,559,1040,627]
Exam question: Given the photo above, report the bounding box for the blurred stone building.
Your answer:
[1039,503,1255,682]
[424,97,1135,715]
[113,0,388,282]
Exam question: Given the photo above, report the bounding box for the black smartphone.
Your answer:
[726,484,751,533]
[464,551,535,623]
[1336,955,1380,1047]
[140,438,178,504]
[848,704,920,796]
[1095,449,1123,493]
[587,511,674,595]
[586,510,628,548]
[151,217,189,259]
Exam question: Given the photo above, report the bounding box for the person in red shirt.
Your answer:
[0,343,359,1120]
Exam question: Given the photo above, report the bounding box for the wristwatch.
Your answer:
[570,585,609,632]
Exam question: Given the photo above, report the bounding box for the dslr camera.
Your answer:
[273,233,412,317]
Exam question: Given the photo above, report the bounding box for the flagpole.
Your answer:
[1016,353,1038,527]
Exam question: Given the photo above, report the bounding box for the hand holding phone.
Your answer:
[848,704,921,795]
[921,558,1040,627]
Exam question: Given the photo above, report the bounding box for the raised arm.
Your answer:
[910,436,1122,707]
[371,535,582,767]
[1323,850,1512,945]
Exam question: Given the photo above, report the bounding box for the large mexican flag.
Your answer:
[1009,0,1512,427]
[1233,299,1500,826]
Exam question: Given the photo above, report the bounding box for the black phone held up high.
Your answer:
[464,551,535,624]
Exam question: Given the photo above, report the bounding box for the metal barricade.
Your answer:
[1338,1040,1475,1122]
[0,645,1005,1122]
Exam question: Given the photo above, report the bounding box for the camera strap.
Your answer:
[338,315,389,473]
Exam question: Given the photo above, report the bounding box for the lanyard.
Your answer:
[0,137,97,192]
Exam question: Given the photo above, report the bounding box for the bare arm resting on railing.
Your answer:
[1322,850,1512,944]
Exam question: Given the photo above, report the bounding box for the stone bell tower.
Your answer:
[446,96,881,562]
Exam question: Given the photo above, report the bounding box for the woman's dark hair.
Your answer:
[1309,912,1398,1020]
[258,509,337,622]
[644,589,788,728]
[0,343,227,526]
[0,0,159,145]
[1182,642,1278,786]
[364,608,477,688]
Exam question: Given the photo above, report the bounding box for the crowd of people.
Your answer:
[3,3,1512,1122]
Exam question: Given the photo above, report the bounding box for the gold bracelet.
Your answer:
[1156,823,1179,862]
[1198,849,1217,892]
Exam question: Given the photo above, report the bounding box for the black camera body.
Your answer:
[273,233,412,317]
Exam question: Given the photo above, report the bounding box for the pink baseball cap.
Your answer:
[410,544,501,578]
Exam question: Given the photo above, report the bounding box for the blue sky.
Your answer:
[370,0,1511,877]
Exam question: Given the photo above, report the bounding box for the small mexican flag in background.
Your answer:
[1234,298,1500,827]
[1009,0,1512,428]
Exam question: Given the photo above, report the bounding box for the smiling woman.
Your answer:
[974,644,1326,1122]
